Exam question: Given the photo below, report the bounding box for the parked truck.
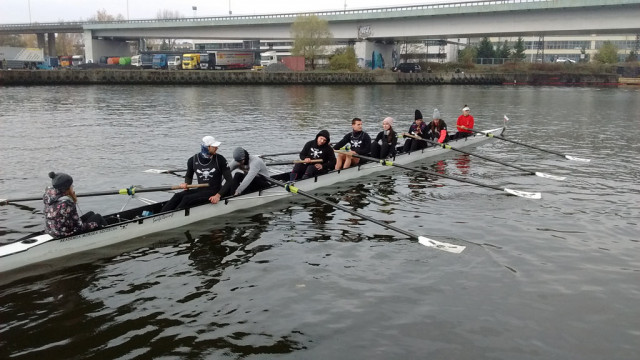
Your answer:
[152,54,168,69]
[199,53,210,69]
[182,53,200,70]
[0,46,45,69]
[207,51,255,70]
[71,55,84,66]
[168,55,182,70]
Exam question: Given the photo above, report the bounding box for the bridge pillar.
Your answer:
[354,40,395,69]
[83,30,132,64]
[36,33,46,53]
[47,33,56,57]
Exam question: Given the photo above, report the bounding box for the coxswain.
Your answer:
[44,172,106,238]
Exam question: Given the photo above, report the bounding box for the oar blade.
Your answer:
[503,188,542,199]
[144,169,171,174]
[418,236,466,254]
[534,172,566,181]
[565,155,591,162]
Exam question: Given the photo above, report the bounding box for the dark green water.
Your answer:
[0,85,638,359]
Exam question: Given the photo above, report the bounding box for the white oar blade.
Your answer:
[565,155,590,162]
[534,172,566,181]
[504,188,542,199]
[418,236,466,254]
[144,169,170,174]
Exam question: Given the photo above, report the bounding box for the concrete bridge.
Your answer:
[1,0,639,62]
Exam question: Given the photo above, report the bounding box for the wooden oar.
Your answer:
[0,184,208,205]
[266,159,322,166]
[337,151,541,199]
[258,150,300,158]
[145,159,321,174]
[460,126,590,162]
[402,133,566,181]
[261,175,465,253]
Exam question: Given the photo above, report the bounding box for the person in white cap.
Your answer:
[161,135,233,212]
[426,108,448,143]
[451,104,474,140]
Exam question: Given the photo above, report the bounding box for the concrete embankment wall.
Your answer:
[0,69,619,86]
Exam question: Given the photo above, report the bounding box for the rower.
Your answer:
[161,135,232,212]
[44,171,106,238]
[451,104,474,140]
[290,130,336,182]
[426,108,448,143]
[370,117,398,159]
[333,117,372,170]
[402,109,429,153]
[229,146,271,195]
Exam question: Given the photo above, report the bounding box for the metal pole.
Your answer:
[28,0,32,24]
[127,0,129,20]
[229,0,232,15]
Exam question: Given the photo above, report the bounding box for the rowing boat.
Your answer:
[0,127,504,273]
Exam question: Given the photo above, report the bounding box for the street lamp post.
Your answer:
[229,0,232,15]
[28,0,32,24]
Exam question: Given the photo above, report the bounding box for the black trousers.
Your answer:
[290,163,327,181]
[371,141,395,159]
[81,211,107,228]
[231,172,271,195]
[450,132,472,140]
[402,138,427,153]
[161,188,216,212]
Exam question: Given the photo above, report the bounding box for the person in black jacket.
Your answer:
[371,117,398,159]
[333,117,372,170]
[402,110,429,153]
[290,130,336,181]
[161,135,233,212]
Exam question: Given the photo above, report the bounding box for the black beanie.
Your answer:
[49,171,73,191]
[415,110,423,120]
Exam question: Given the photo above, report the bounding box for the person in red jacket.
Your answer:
[452,105,474,140]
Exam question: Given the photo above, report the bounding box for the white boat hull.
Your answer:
[0,128,503,273]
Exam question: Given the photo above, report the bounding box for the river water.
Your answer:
[0,84,638,359]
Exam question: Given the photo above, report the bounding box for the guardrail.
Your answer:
[0,0,553,28]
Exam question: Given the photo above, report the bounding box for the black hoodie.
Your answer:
[299,130,336,170]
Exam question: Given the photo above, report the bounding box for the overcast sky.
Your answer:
[0,0,459,24]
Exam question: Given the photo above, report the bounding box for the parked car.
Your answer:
[556,57,576,64]
[392,63,422,73]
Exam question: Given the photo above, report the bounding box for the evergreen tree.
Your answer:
[476,37,495,60]
[497,40,511,59]
[510,36,526,62]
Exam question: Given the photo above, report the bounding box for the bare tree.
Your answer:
[88,9,125,22]
[145,10,185,51]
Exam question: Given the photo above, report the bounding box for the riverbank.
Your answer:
[0,69,620,86]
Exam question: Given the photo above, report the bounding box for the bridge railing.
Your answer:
[0,0,552,28]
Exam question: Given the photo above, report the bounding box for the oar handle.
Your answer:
[266,159,322,166]
[1,184,209,205]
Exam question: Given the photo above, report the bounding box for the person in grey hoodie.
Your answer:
[43,172,106,238]
[229,147,271,195]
